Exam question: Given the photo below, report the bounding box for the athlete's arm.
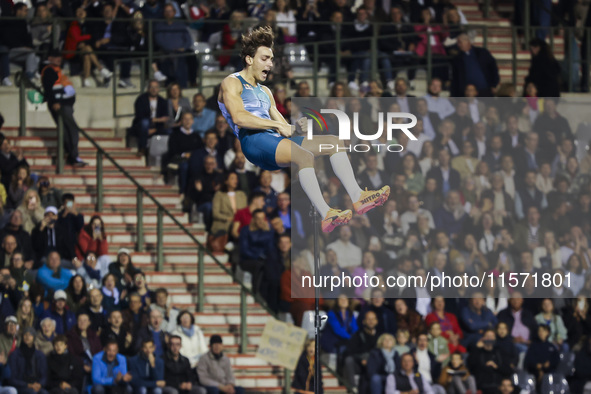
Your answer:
[221,76,287,133]
[262,85,289,125]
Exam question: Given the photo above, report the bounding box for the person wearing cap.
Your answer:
[42,49,87,167]
[197,335,244,394]
[0,317,19,357]
[34,317,57,356]
[36,251,73,294]
[6,327,48,393]
[109,248,139,293]
[32,206,77,268]
[40,289,76,335]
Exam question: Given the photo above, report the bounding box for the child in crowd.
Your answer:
[428,322,450,366]
[439,352,477,394]
[394,329,411,355]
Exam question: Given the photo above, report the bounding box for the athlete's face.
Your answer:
[249,47,274,82]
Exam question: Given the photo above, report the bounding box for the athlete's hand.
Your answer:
[297,118,308,133]
[277,123,294,138]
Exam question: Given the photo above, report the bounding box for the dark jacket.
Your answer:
[31,222,75,263]
[0,18,33,48]
[100,326,134,356]
[135,327,168,357]
[82,306,108,333]
[167,127,204,159]
[41,65,75,107]
[344,329,378,361]
[66,327,102,366]
[366,347,401,378]
[6,346,47,389]
[128,353,164,389]
[379,23,417,52]
[132,93,168,130]
[524,339,559,375]
[163,352,193,389]
[525,54,561,97]
[122,308,149,336]
[239,227,274,261]
[320,309,358,353]
[426,166,461,193]
[451,46,500,97]
[0,226,33,263]
[46,350,84,391]
[467,346,511,391]
[56,212,85,249]
[41,307,76,335]
[358,304,397,337]
[292,352,324,393]
[0,153,27,190]
[572,347,591,393]
[410,348,442,383]
[497,307,538,341]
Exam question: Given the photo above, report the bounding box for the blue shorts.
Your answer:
[238,129,304,171]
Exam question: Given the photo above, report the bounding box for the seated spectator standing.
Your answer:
[32,206,76,268]
[366,333,400,394]
[46,334,83,393]
[136,309,167,358]
[191,94,217,138]
[164,335,206,394]
[42,290,76,335]
[57,193,84,249]
[467,329,511,394]
[130,80,169,157]
[91,340,132,394]
[210,172,248,247]
[41,50,87,167]
[37,252,73,294]
[167,112,203,197]
[129,339,165,394]
[572,336,591,393]
[197,335,244,394]
[342,311,379,390]
[239,209,273,295]
[67,312,102,375]
[7,327,47,394]
[154,4,197,88]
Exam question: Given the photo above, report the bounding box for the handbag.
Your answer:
[207,232,228,253]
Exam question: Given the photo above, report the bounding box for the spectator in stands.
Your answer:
[425,296,463,344]
[108,249,138,294]
[42,50,87,167]
[292,339,323,394]
[166,83,191,130]
[37,252,73,293]
[0,316,19,357]
[342,310,378,389]
[17,189,44,234]
[525,38,561,98]
[358,289,397,336]
[65,275,88,313]
[0,210,34,266]
[432,190,466,241]
[15,299,34,336]
[164,334,205,394]
[0,351,17,393]
[74,253,106,290]
[424,78,455,120]
[230,192,265,239]
[326,226,362,272]
[366,333,399,394]
[6,165,30,210]
[129,338,165,393]
[0,4,39,82]
[393,298,425,340]
[438,351,476,394]
[150,288,178,333]
[320,294,357,357]
[36,177,62,209]
[172,310,207,370]
[197,335,244,394]
[0,235,19,270]
[533,98,572,159]
[154,4,197,88]
[411,333,444,393]
[211,172,247,236]
[525,324,559,383]
[101,310,133,356]
[451,33,499,97]
[47,334,83,393]
[385,352,436,393]
[535,298,568,351]
[76,215,109,263]
[167,112,203,196]
[42,290,76,335]
[497,291,536,353]
[187,154,223,226]
[32,206,76,267]
[514,170,548,221]
[466,329,510,394]
[57,193,84,249]
[101,273,124,313]
[131,272,152,308]
[0,134,27,191]
[136,309,167,358]
[82,288,108,333]
[572,336,591,393]
[191,94,216,138]
[7,327,47,394]
[461,292,498,347]
[91,340,132,394]
[34,317,56,356]
[130,79,170,156]
[239,208,273,295]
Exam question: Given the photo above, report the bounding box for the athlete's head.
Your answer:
[241,26,274,82]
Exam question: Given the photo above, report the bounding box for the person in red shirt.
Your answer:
[230,191,266,239]
[425,296,464,351]
[76,215,109,261]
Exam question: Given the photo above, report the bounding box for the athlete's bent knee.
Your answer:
[295,150,315,168]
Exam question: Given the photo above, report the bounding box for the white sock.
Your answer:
[329,152,363,202]
[298,167,331,218]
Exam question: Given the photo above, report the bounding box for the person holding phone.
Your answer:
[32,206,77,269]
[76,216,109,269]
[57,193,84,249]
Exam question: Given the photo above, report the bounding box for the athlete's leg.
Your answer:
[302,134,390,215]
[275,138,351,232]
[301,135,362,202]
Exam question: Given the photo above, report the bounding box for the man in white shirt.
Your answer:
[400,195,435,234]
[414,334,446,394]
[326,225,362,271]
[423,78,455,120]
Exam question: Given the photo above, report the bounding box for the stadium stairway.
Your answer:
[454,0,566,88]
[2,126,345,393]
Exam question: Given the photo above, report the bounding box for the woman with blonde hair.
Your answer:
[366,333,399,394]
[292,339,322,394]
[17,188,44,233]
[16,298,35,334]
[7,165,33,210]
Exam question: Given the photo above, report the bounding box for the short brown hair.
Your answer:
[240,26,274,67]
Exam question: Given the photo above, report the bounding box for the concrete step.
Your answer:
[106,230,206,245]
[145,272,235,285]
[27,155,146,167]
[2,127,115,138]
[16,136,125,149]
[29,165,161,176]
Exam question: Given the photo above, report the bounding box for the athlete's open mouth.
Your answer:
[262,70,270,77]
